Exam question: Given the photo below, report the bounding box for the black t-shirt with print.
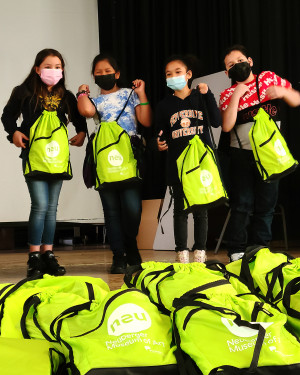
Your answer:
[155,88,221,185]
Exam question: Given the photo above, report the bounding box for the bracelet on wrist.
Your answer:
[139,102,149,105]
[77,92,88,100]
[76,90,88,99]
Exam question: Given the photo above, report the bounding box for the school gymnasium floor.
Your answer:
[1,243,299,289]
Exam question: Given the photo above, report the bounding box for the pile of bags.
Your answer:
[0,247,300,374]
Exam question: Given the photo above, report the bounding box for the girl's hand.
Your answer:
[232,83,249,99]
[78,84,90,95]
[12,131,29,148]
[157,130,168,151]
[266,85,285,100]
[132,79,146,95]
[69,132,86,147]
[197,83,209,94]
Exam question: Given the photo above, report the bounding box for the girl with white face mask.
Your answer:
[1,49,87,277]
[156,55,222,264]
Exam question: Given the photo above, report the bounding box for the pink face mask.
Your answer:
[40,69,63,86]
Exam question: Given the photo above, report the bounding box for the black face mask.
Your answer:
[95,73,116,90]
[228,61,251,82]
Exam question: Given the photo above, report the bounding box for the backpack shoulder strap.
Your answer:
[115,89,134,123]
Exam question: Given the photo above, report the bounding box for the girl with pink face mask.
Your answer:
[1,49,87,278]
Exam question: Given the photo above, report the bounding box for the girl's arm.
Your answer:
[222,84,250,132]
[66,91,87,147]
[1,86,26,144]
[133,79,152,127]
[198,85,222,128]
[77,84,96,118]
[265,86,300,107]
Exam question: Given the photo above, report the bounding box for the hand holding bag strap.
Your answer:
[84,97,102,141]
[197,89,217,151]
[197,89,227,186]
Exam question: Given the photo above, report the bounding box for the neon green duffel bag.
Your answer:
[0,274,109,339]
[124,261,240,314]
[176,135,227,211]
[24,110,72,180]
[0,337,65,375]
[226,247,293,299]
[249,108,298,182]
[50,288,178,375]
[280,277,300,339]
[172,292,300,375]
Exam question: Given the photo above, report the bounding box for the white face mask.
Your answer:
[40,69,63,86]
[166,74,187,91]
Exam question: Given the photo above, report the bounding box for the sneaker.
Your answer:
[229,252,245,262]
[177,250,190,263]
[193,249,207,263]
[110,255,127,274]
[126,251,142,267]
[27,252,45,278]
[42,251,66,276]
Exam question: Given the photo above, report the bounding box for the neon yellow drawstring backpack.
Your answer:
[24,110,72,179]
[92,90,141,190]
[176,93,227,211]
[249,107,298,182]
[177,135,227,211]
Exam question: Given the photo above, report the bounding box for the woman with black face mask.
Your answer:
[77,53,152,274]
[219,45,300,263]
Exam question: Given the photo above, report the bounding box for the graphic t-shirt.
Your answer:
[92,88,140,135]
[155,89,221,185]
[40,94,61,111]
[219,71,291,149]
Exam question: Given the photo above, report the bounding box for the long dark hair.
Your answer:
[23,48,66,105]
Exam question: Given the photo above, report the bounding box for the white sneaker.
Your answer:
[229,252,244,262]
[177,250,190,263]
[193,250,207,263]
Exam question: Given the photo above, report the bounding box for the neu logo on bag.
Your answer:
[200,170,213,187]
[221,318,273,337]
[108,149,124,167]
[45,141,60,158]
[274,139,287,157]
[107,303,152,336]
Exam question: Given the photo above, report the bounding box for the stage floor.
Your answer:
[0,244,299,290]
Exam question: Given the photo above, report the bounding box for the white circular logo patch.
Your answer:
[180,117,191,128]
[108,149,123,166]
[200,170,213,187]
[274,139,287,156]
[45,141,60,158]
[107,303,152,336]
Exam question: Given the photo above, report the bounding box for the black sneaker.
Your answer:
[27,252,45,278]
[42,251,66,276]
[110,255,127,274]
[126,251,142,267]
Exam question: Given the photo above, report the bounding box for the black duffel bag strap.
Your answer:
[282,276,300,319]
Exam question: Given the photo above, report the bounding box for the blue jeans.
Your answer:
[224,148,279,254]
[172,184,208,252]
[99,185,142,260]
[26,179,63,246]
